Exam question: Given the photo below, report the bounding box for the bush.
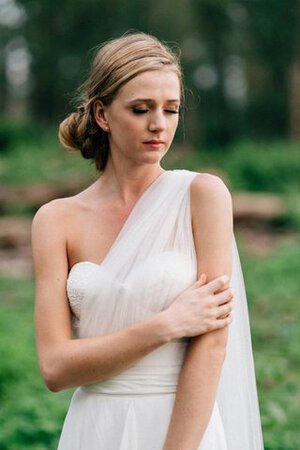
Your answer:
[222,141,300,193]
[168,139,300,194]
[0,121,44,154]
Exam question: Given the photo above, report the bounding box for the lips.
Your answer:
[143,140,165,144]
[143,140,165,150]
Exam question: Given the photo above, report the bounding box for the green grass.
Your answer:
[238,237,300,450]
[0,278,72,450]
[0,239,299,449]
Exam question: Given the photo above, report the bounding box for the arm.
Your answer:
[33,201,174,392]
[163,173,233,450]
[32,198,233,393]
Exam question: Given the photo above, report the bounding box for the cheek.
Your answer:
[170,118,179,134]
[108,126,125,144]
[121,121,145,143]
[113,116,142,134]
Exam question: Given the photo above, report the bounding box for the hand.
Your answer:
[164,274,234,339]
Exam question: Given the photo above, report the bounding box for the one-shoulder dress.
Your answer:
[58,170,264,450]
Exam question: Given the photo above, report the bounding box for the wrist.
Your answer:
[156,309,182,343]
[127,310,183,352]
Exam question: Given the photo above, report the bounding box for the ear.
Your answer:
[93,100,110,133]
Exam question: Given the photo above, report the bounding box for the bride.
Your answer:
[32,32,264,449]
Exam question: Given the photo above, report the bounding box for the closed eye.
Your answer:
[132,108,179,115]
[132,108,148,114]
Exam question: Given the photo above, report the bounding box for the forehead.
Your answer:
[116,69,181,102]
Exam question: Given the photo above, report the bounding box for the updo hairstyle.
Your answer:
[58,32,183,172]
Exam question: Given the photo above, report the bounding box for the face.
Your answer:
[94,69,181,170]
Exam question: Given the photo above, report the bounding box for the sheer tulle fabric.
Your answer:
[59,170,264,449]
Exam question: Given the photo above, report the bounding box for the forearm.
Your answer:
[39,311,176,392]
[163,328,228,450]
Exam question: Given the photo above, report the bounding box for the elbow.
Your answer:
[45,378,63,393]
[39,359,66,393]
[46,381,61,393]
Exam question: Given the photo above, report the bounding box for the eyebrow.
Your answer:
[127,98,180,104]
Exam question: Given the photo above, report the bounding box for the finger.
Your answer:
[213,315,232,330]
[195,273,207,287]
[219,313,229,319]
[202,275,230,294]
[215,301,233,319]
[213,288,235,306]
[218,311,232,319]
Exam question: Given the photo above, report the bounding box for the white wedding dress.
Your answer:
[58,170,264,450]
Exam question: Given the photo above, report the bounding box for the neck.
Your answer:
[98,160,165,204]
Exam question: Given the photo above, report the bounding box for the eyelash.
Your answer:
[132,108,179,115]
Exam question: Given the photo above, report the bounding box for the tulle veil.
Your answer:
[217,235,264,448]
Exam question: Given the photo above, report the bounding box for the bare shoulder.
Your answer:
[190,172,233,228]
[32,179,98,235]
[31,196,84,262]
[190,173,233,278]
[32,197,76,236]
[190,172,232,207]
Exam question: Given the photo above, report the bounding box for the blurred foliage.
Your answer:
[0,240,300,448]
[0,123,94,185]
[1,126,300,233]
[0,277,72,450]
[1,124,300,195]
[168,140,300,194]
[0,120,43,153]
[1,0,300,146]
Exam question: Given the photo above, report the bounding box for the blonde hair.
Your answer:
[58,32,183,172]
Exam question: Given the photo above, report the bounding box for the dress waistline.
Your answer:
[82,341,188,395]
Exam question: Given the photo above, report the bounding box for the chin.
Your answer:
[146,150,167,161]
[143,155,164,165]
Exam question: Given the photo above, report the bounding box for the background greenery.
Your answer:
[1,0,300,449]
[1,237,299,449]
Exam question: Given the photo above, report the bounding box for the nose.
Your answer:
[148,109,166,132]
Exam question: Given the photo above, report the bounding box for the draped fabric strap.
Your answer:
[99,169,199,279]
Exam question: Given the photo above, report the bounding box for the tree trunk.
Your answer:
[289,59,300,140]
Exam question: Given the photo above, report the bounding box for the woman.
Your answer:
[32,32,264,449]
